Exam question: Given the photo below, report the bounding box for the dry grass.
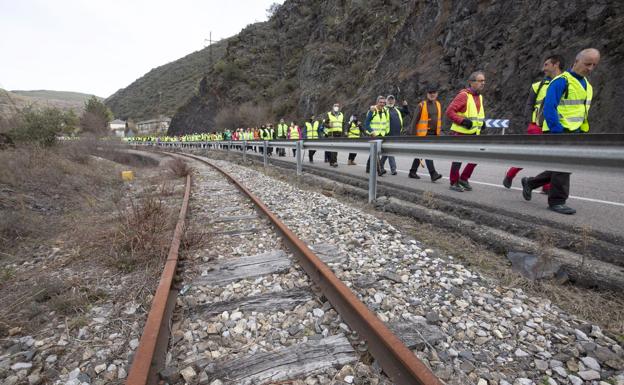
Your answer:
[167,157,193,178]
[0,143,120,253]
[102,195,174,272]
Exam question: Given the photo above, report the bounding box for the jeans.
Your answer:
[380,156,396,172]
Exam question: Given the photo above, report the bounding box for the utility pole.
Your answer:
[204,31,216,73]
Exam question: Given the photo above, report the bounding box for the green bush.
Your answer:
[9,107,77,146]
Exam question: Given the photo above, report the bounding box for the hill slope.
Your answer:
[0,89,100,118]
[104,41,228,121]
[109,0,624,134]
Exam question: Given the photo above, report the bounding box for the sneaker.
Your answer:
[378,169,387,176]
[330,163,338,168]
[458,179,472,191]
[548,204,576,215]
[502,176,512,189]
[449,183,465,192]
[521,177,532,201]
[408,172,420,179]
[348,160,356,165]
[430,173,442,182]
[391,170,397,175]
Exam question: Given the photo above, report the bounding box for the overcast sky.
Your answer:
[0,0,283,98]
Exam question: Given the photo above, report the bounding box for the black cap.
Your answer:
[427,83,439,93]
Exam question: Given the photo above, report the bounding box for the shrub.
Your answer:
[9,107,76,146]
[167,158,192,178]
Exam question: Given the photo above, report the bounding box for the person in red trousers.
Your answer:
[503,55,564,191]
[446,71,486,192]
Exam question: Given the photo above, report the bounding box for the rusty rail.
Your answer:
[179,153,442,385]
[126,174,192,385]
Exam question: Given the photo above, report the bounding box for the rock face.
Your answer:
[162,0,623,135]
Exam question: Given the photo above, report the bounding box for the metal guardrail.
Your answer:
[131,134,624,202]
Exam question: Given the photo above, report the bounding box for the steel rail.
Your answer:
[177,152,443,385]
[126,174,192,385]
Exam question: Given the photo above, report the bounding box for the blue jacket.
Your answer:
[543,70,587,133]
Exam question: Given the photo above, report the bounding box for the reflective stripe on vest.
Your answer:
[305,121,319,139]
[369,109,389,136]
[347,122,360,138]
[450,92,484,135]
[277,123,288,137]
[415,100,441,136]
[326,112,343,134]
[289,126,300,139]
[555,72,592,133]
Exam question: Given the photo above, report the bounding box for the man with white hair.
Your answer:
[521,48,600,215]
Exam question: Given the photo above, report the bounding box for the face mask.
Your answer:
[333,106,340,112]
[387,102,395,107]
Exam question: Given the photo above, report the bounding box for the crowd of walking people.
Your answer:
[129,48,600,215]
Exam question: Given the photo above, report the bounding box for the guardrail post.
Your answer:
[296,140,303,176]
[263,141,269,168]
[243,141,247,162]
[368,140,381,203]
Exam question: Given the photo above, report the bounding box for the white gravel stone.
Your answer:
[580,356,600,371]
[10,362,32,371]
[180,366,196,382]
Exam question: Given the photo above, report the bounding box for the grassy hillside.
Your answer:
[0,89,100,118]
[11,90,102,103]
[104,40,228,121]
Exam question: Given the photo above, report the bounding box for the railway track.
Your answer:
[126,153,442,385]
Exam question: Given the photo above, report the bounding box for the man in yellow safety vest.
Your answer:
[446,71,486,192]
[521,48,600,215]
[323,103,343,167]
[304,115,320,162]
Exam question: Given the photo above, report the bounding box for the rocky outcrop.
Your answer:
[168,0,623,134]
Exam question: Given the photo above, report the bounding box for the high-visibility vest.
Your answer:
[305,121,319,139]
[450,92,484,135]
[553,71,593,133]
[277,123,288,137]
[531,79,550,127]
[415,100,442,136]
[385,106,403,129]
[289,125,300,139]
[347,122,360,138]
[369,109,389,137]
[326,112,343,135]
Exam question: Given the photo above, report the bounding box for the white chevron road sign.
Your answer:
[485,119,509,128]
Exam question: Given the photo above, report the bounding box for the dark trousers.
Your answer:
[410,159,437,175]
[348,153,357,161]
[526,171,570,206]
[365,155,382,173]
[449,162,477,184]
[308,150,316,161]
[292,149,297,157]
[328,151,337,164]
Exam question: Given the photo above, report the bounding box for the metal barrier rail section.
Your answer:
[129,134,624,203]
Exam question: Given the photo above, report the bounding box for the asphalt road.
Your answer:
[261,148,624,239]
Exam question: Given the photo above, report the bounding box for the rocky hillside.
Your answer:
[110,0,623,135]
[104,41,228,121]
